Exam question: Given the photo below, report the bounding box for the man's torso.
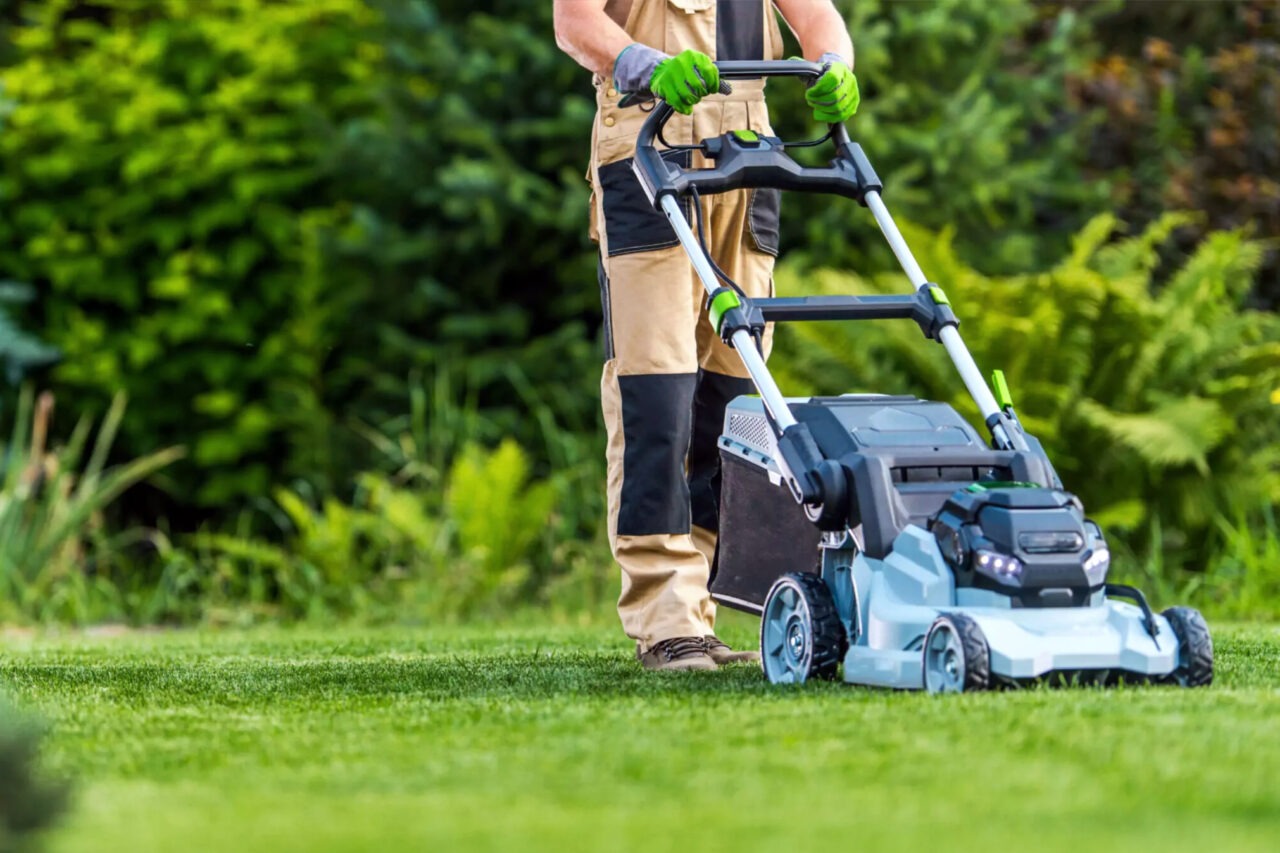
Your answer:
[605,0,632,27]
[601,0,780,61]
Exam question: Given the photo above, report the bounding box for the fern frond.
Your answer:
[1076,397,1230,474]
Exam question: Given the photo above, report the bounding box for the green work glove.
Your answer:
[805,53,860,124]
[649,49,720,115]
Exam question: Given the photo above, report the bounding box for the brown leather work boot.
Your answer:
[703,635,762,666]
[638,637,719,672]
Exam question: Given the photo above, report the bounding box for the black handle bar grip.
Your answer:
[633,60,876,208]
[715,59,826,80]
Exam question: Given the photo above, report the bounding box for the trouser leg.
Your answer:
[600,245,714,649]
[593,108,777,646]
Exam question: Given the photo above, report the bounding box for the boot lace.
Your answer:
[653,637,707,662]
[703,635,730,653]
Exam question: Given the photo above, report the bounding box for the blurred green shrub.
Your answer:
[772,0,1110,274]
[1070,0,1280,305]
[321,0,602,457]
[773,216,1280,572]
[0,0,601,517]
[0,700,68,853]
[0,283,58,384]
[135,369,606,624]
[189,437,582,623]
[0,371,608,625]
[0,0,385,507]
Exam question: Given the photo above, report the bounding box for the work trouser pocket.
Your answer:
[598,151,694,257]
[746,187,781,256]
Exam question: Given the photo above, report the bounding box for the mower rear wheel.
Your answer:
[923,613,990,694]
[1162,606,1214,687]
[760,572,844,684]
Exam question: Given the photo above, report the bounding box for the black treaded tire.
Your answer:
[1162,606,1214,687]
[923,613,991,693]
[760,572,846,684]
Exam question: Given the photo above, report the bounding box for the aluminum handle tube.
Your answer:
[865,191,928,287]
[939,326,1022,450]
[660,194,798,432]
[729,330,797,431]
[864,190,1025,451]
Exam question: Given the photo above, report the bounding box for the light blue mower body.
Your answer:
[711,396,1211,692]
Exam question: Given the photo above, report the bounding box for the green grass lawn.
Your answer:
[3,614,1279,853]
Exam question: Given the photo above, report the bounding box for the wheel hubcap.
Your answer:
[763,584,812,684]
[786,617,807,664]
[925,623,965,693]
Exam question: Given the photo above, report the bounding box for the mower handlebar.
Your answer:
[717,59,827,81]
[632,60,879,207]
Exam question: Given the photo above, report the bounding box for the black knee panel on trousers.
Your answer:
[689,370,756,533]
[618,373,698,537]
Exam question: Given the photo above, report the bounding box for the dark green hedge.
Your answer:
[0,0,600,514]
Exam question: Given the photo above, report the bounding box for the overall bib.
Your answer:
[589,0,785,649]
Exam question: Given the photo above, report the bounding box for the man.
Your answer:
[554,0,859,671]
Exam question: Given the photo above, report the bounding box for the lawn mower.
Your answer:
[632,59,1213,692]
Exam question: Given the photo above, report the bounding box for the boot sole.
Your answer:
[641,656,719,672]
[708,653,762,665]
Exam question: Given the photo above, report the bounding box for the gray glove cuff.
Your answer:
[613,43,668,94]
[819,51,849,70]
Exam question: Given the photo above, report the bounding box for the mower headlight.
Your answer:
[975,548,1024,581]
[1083,547,1110,579]
[1018,531,1084,554]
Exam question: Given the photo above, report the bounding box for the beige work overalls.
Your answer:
[589,0,785,650]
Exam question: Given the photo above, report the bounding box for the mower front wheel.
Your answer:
[1162,606,1213,687]
[923,613,991,694]
[760,573,845,684]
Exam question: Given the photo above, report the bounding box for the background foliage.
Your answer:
[0,0,1276,622]
[773,0,1110,275]
[1070,0,1280,306]
[0,0,384,509]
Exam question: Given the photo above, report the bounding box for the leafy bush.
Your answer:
[188,437,579,623]
[772,216,1280,571]
[771,0,1110,274]
[1071,0,1280,305]
[0,0,382,506]
[0,388,182,623]
[319,0,602,456]
[0,0,601,517]
[1120,501,1280,621]
[0,701,68,853]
